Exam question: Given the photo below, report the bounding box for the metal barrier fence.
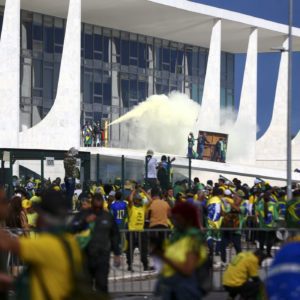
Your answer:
[2,227,300,298]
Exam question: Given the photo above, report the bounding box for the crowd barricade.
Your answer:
[3,227,300,296]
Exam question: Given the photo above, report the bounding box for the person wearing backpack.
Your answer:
[85,193,121,294]
[0,189,82,300]
[220,190,246,266]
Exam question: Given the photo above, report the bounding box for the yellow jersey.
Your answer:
[162,235,207,277]
[128,205,147,231]
[19,233,82,300]
[223,252,259,287]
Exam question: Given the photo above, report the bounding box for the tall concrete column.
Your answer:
[227,28,257,165]
[0,0,20,148]
[198,19,221,131]
[256,38,288,170]
[20,0,82,150]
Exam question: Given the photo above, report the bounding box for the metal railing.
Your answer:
[2,227,299,297]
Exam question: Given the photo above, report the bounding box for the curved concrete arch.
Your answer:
[256,38,288,170]
[227,28,257,165]
[20,0,81,150]
[0,0,20,148]
[198,19,221,131]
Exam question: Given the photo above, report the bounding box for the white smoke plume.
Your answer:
[110,92,251,162]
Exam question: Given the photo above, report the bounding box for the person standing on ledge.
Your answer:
[187,132,195,159]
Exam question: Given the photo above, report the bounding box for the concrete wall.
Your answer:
[0,0,20,148]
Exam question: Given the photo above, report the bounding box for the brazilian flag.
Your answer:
[286,197,300,228]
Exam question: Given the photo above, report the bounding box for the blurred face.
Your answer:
[92,199,103,212]
[167,189,173,197]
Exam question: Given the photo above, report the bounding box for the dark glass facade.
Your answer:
[0,9,234,143]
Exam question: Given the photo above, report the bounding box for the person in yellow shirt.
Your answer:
[0,190,82,300]
[154,202,207,300]
[126,188,153,272]
[223,250,265,300]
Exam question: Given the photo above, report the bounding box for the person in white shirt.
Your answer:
[145,150,158,189]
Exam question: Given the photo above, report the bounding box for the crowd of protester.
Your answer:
[82,121,105,147]
[0,155,300,299]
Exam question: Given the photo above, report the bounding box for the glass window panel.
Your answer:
[221,87,226,108]
[33,59,43,88]
[43,67,53,100]
[94,82,102,95]
[32,14,42,41]
[155,46,162,70]
[94,112,102,121]
[138,81,147,102]
[130,79,137,99]
[84,72,93,103]
[103,79,111,105]
[121,39,129,65]
[163,47,170,64]
[130,40,138,58]
[94,33,103,52]
[103,36,110,62]
[44,22,54,53]
[185,49,192,76]
[54,62,60,90]
[21,21,33,50]
[55,45,63,53]
[138,42,147,68]
[54,19,64,45]
[21,63,32,98]
[94,96,102,104]
[121,80,129,108]
[84,32,93,59]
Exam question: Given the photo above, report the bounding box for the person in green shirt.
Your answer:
[255,191,279,257]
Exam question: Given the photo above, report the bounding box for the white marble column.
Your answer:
[0,0,20,148]
[256,38,288,169]
[20,0,82,150]
[198,19,221,131]
[227,28,257,165]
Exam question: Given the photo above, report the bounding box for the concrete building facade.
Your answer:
[0,0,300,174]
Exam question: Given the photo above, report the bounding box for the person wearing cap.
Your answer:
[223,250,265,300]
[126,188,153,272]
[145,150,158,190]
[0,190,82,300]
